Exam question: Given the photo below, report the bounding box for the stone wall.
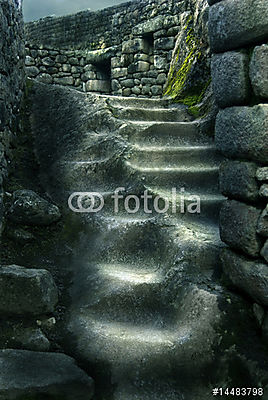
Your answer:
[0,0,25,233]
[24,0,201,97]
[208,0,268,337]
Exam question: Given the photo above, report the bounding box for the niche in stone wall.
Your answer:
[142,33,154,56]
[86,59,111,93]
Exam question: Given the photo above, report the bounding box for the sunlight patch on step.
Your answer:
[131,144,214,152]
[125,161,219,173]
[97,264,162,285]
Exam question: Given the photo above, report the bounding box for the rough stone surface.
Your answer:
[8,190,61,226]
[209,0,268,53]
[256,167,268,182]
[249,44,268,99]
[221,248,268,306]
[261,240,268,263]
[260,184,268,198]
[211,51,250,108]
[0,349,94,400]
[0,322,50,352]
[257,205,268,237]
[0,0,25,235]
[219,161,259,202]
[0,265,58,316]
[215,105,268,163]
[220,200,262,257]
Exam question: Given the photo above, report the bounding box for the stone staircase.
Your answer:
[63,95,230,399]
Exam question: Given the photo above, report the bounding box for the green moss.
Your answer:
[164,14,202,101]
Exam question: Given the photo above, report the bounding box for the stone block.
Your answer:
[0,265,58,316]
[250,45,268,99]
[221,248,268,306]
[156,73,167,85]
[111,57,121,68]
[209,0,268,53]
[111,68,127,79]
[26,66,39,78]
[122,38,149,54]
[42,57,54,67]
[8,190,61,226]
[0,322,50,352]
[154,55,166,69]
[261,240,268,263]
[211,51,250,108]
[36,73,53,84]
[85,80,111,93]
[220,200,262,257]
[256,167,268,181]
[55,54,67,63]
[81,71,96,81]
[260,184,268,198]
[154,37,175,50]
[54,76,74,86]
[0,350,94,400]
[128,61,150,74]
[25,56,35,66]
[215,105,268,163]
[151,85,162,96]
[69,57,79,65]
[219,161,259,202]
[120,79,134,88]
[257,205,268,237]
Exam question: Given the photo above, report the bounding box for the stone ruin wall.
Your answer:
[24,0,197,97]
[208,0,268,334]
[0,0,25,233]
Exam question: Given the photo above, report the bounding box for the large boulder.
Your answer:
[211,51,250,108]
[220,200,262,257]
[250,45,268,99]
[0,265,58,316]
[0,349,94,400]
[0,322,50,352]
[257,205,268,237]
[215,105,268,163]
[209,0,268,53]
[221,248,268,306]
[219,161,259,202]
[7,189,61,226]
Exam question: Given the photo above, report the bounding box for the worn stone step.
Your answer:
[146,186,226,224]
[112,106,192,122]
[103,94,173,109]
[71,263,170,324]
[125,161,220,191]
[122,121,212,146]
[129,144,222,168]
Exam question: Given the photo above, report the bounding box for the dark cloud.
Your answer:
[23,0,130,22]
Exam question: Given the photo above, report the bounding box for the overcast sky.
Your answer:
[23,0,129,22]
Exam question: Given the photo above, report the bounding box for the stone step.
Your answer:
[128,144,222,168]
[146,186,226,224]
[122,121,212,146]
[71,262,170,324]
[125,161,220,191]
[112,106,192,122]
[103,94,173,109]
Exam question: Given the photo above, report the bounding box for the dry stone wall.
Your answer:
[0,0,25,233]
[208,0,268,338]
[24,0,199,97]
